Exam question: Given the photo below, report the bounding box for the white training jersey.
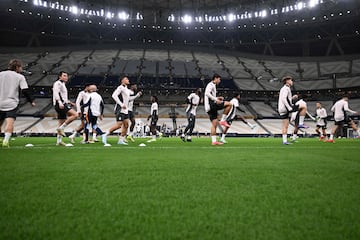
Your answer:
[128,89,141,112]
[52,80,68,105]
[186,93,200,116]
[75,90,88,113]
[0,70,29,111]
[291,99,307,122]
[316,107,327,126]
[204,81,218,112]
[112,85,130,114]
[87,92,104,117]
[228,98,240,120]
[151,102,158,116]
[331,99,357,122]
[278,84,293,115]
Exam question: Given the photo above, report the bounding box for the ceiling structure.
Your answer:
[0,0,359,57]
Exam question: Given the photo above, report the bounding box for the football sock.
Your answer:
[4,132,11,142]
[56,134,62,144]
[299,116,305,125]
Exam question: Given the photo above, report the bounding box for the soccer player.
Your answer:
[326,95,360,143]
[53,71,78,146]
[290,95,314,142]
[315,102,328,140]
[204,73,232,145]
[102,76,131,146]
[278,76,299,145]
[181,88,202,142]
[127,83,142,142]
[68,83,91,143]
[81,85,105,144]
[0,59,35,147]
[219,93,256,143]
[147,95,160,142]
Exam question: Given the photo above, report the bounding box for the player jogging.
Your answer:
[53,71,78,146]
[315,102,328,140]
[0,59,35,148]
[326,95,360,143]
[147,95,161,142]
[181,88,201,142]
[68,83,91,143]
[102,76,131,146]
[127,83,142,142]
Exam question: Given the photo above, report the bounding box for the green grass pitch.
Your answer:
[1,136,360,240]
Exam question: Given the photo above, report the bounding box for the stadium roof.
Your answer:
[0,0,359,56]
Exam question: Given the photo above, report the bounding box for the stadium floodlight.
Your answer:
[106,12,113,19]
[260,10,267,18]
[296,2,305,10]
[181,14,192,24]
[70,6,78,15]
[168,14,175,22]
[33,0,39,6]
[308,0,320,8]
[136,12,143,20]
[118,11,129,20]
[227,13,236,22]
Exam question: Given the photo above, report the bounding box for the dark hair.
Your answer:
[212,73,221,80]
[282,76,293,84]
[343,94,350,99]
[233,92,240,98]
[152,95,158,102]
[120,76,128,83]
[8,59,22,71]
[58,71,68,77]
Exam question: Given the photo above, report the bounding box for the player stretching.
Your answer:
[315,102,328,140]
[204,73,232,145]
[102,76,131,146]
[127,83,142,142]
[290,95,314,142]
[53,71,78,146]
[219,93,256,143]
[181,88,201,142]
[326,95,360,143]
[0,59,35,147]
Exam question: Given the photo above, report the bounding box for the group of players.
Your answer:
[1,59,360,147]
[52,71,161,147]
[278,76,360,144]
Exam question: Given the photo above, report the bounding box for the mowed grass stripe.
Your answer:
[1,137,360,240]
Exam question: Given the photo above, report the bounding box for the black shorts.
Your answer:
[0,107,18,121]
[207,101,225,121]
[316,124,327,130]
[279,112,290,119]
[115,112,128,122]
[151,115,158,126]
[335,117,352,126]
[187,113,196,123]
[128,111,135,120]
[55,102,72,120]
